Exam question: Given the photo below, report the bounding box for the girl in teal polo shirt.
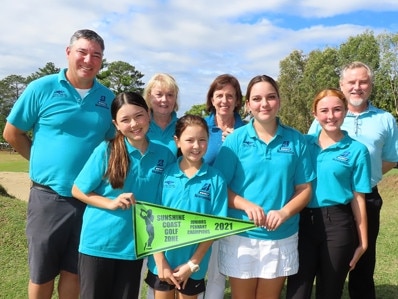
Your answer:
[213,75,315,299]
[72,92,175,299]
[145,114,228,299]
[286,88,371,299]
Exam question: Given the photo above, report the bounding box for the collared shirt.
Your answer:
[305,131,371,208]
[147,157,228,280]
[7,69,115,196]
[309,102,398,187]
[75,139,175,260]
[214,118,315,240]
[147,111,178,155]
[204,112,246,165]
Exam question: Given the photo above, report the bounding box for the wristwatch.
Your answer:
[187,260,200,273]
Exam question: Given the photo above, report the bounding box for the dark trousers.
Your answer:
[78,253,143,299]
[348,187,382,299]
[286,204,357,299]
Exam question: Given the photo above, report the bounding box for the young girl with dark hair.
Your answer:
[145,114,228,299]
[72,91,175,299]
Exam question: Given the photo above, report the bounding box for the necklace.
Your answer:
[216,116,235,131]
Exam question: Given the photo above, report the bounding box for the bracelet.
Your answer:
[187,260,200,273]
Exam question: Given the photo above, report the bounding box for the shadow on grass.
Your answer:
[375,284,398,299]
[222,281,398,298]
[0,184,14,198]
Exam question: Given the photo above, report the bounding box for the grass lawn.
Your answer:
[0,151,29,172]
[0,151,397,298]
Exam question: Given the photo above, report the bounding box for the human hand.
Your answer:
[349,245,367,271]
[243,201,266,226]
[173,263,192,289]
[159,265,181,289]
[263,209,288,231]
[108,193,135,210]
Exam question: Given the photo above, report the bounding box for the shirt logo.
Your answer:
[153,159,165,174]
[95,96,109,109]
[333,151,350,164]
[195,183,211,200]
[52,90,67,98]
[278,140,293,153]
[243,140,254,147]
[164,180,176,189]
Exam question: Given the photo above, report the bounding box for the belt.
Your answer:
[31,181,56,193]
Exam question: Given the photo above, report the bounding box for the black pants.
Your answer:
[348,187,382,299]
[286,204,357,299]
[78,253,143,299]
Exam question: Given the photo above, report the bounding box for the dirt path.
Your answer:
[0,172,30,201]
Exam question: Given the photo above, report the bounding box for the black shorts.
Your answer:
[145,270,205,296]
[79,253,143,299]
[27,186,86,284]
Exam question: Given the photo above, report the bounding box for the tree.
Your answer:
[277,30,398,132]
[338,30,380,104]
[26,62,60,84]
[97,61,145,94]
[338,30,380,71]
[375,32,398,116]
[278,50,308,132]
[185,104,208,116]
[299,47,340,131]
[0,75,27,142]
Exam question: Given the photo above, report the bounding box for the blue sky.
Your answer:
[1,0,397,114]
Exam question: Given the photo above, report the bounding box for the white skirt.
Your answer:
[218,233,298,279]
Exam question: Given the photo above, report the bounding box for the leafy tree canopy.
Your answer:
[97,60,145,94]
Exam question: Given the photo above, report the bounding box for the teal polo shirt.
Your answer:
[213,118,315,240]
[7,69,115,196]
[204,112,246,165]
[147,158,228,280]
[309,102,398,187]
[147,111,178,155]
[305,132,372,208]
[75,139,175,260]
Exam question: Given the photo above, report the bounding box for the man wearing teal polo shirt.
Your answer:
[3,29,114,299]
[308,61,398,299]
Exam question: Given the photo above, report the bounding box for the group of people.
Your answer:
[3,29,398,299]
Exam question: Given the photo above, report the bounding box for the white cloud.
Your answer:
[0,0,397,114]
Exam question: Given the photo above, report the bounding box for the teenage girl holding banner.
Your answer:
[213,75,315,299]
[72,92,175,299]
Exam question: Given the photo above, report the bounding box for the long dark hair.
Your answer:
[106,92,148,188]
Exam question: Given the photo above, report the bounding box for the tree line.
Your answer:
[1,30,397,143]
[0,61,145,142]
[187,31,398,133]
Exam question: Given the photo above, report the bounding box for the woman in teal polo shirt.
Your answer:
[286,88,371,299]
[143,73,180,155]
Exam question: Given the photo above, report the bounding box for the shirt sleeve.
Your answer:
[307,119,321,134]
[382,113,398,162]
[74,141,109,193]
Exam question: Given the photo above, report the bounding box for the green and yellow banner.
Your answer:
[133,201,256,258]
